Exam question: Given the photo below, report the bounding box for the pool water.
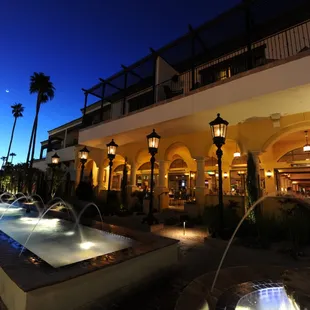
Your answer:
[0,204,133,268]
[236,287,300,310]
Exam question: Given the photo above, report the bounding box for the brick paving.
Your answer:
[89,226,310,310]
[1,226,309,310]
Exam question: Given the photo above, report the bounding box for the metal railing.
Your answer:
[81,19,310,129]
[155,19,310,103]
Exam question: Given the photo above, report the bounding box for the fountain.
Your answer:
[75,202,104,231]
[0,192,179,310]
[18,202,85,257]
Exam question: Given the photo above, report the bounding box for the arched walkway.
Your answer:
[164,142,196,203]
[102,154,127,190]
[260,128,310,194]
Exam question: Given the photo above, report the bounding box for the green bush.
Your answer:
[202,203,240,235]
[75,181,93,201]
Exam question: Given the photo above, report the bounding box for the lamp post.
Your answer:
[78,146,90,183]
[143,129,160,225]
[48,152,60,198]
[209,113,228,233]
[106,139,118,192]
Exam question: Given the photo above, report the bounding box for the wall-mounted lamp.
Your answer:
[266,170,272,178]
[223,172,228,179]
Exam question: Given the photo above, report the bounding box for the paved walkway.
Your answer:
[96,226,310,310]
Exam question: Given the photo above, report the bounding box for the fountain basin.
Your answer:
[175,266,302,310]
[0,214,133,268]
[0,207,179,310]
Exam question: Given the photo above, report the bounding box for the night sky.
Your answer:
[0,0,241,163]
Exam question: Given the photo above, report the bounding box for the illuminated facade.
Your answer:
[35,0,310,211]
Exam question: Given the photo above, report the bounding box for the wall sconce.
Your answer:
[266,170,272,178]
[223,172,228,179]
[164,174,167,179]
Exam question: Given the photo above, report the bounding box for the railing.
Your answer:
[81,19,310,129]
[155,19,310,102]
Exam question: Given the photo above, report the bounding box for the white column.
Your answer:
[126,161,137,194]
[195,157,206,208]
[130,161,137,187]
[97,166,104,191]
[156,160,169,210]
[196,157,205,188]
[158,160,169,188]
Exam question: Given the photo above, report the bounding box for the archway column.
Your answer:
[127,160,138,194]
[156,160,170,210]
[97,165,105,192]
[264,165,277,195]
[222,164,230,194]
[195,156,207,210]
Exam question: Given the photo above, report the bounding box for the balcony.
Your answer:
[79,15,310,147]
[80,5,310,124]
[46,145,77,163]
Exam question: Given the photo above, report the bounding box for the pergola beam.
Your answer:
[121,64,144,82]
[99,78,122,91]
[82,87,102,99]
[188,24,208,53]
[149,47,176,69]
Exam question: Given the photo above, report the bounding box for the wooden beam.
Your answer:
[99,78,122,91]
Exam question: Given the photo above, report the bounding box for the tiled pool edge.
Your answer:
[1,242,179,310]
[174,265,289,310]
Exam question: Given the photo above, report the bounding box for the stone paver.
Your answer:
[90,226,310,310]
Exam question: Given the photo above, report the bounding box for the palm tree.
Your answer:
[6,103,24,166]
[9,152,16,164]
[1,156,7,169]
[26,72,55,169]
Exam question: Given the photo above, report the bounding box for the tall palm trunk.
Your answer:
[29,114,39,168]
[26,94,41,194]
[26,115,37,165]
[26,93,41,166]
[6,117,17,165]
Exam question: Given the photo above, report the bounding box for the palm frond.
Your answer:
[11,103,24,118]
[29,72,55,103]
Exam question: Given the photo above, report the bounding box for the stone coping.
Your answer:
[0,216,178,293]
[175,265,293,310]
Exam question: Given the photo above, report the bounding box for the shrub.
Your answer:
[75,181,93,201]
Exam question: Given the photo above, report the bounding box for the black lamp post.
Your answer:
[107,139,118,192]
[209,113,228,233]
[78,146,90,183]
[48,152,60,198]
[143,129,161,225]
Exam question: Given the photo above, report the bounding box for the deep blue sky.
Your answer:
[0,0,240,163]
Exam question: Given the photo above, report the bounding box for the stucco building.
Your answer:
[34,0,310,211]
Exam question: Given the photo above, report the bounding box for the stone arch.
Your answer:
[262,121,310,152]
[135,148,150,166]
[277,147,309,163]
[207,139,241,166]
[102,154,126,168]
[170,158,188,169]
[165,142,192,161]
[205,156,217,167]
[231,154,248,166]
[164,142,195,171]
[138,162,159,171]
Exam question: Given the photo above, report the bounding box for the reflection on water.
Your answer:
[0,203,133,268]
[236,287,300,310]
